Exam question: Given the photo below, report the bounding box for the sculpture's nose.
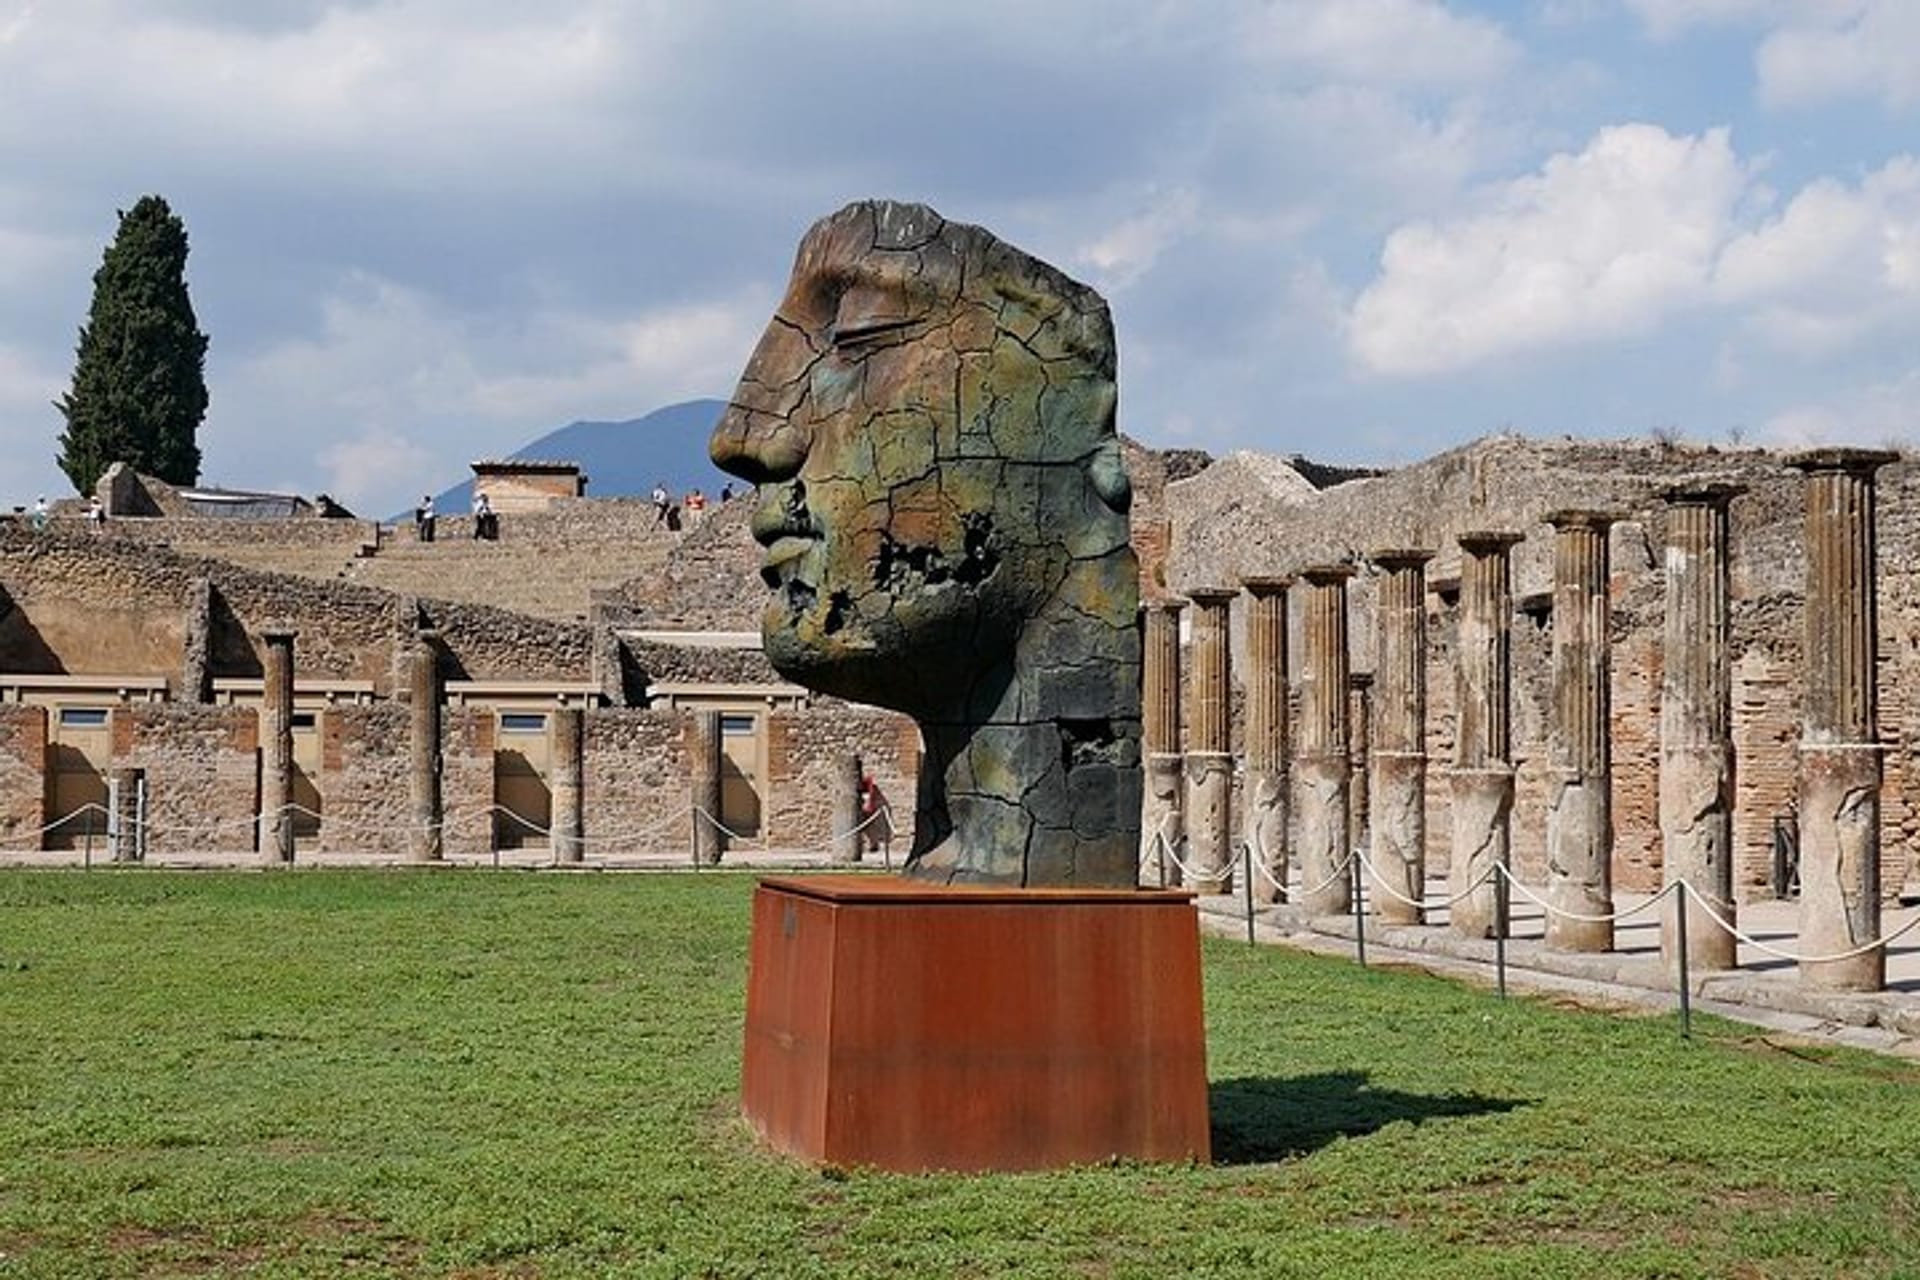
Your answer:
[709,315,817,485]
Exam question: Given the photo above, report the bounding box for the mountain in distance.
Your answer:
[424,397,736,515]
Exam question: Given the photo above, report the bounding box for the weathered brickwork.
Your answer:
[108,705,258,855]
[441,709,497,858]
[318,705,412,858]
[583,709,692,856]
[0,705,45,846]
[765,703,921,856]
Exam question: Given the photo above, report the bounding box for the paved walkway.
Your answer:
[1196,872,1920,1060]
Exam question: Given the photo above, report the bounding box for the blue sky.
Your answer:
[3,0,1919,515]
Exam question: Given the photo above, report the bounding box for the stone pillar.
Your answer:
[1660,483,1742,973]
[1141,599,1187,886]
[832,752,864,866]
[408,632,443,863]
[1184,588,1236,895]
[1297,565,1354,916]
[1545,511,1618,952]
[551,707,585,865]
[1241,579,1290,904]
[691,709,725,866]
[1368,549,1434,925]
[1450,532,1522,939]
[110,766,143,863]
[259,628,296,865]
[1348,673,1372,867]
[1791,448,1896,992]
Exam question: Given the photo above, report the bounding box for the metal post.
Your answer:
[83,807,94,870]
[1353,851,1367,968]
[1243,842,1256,946]
[1157,834,1168,890]
[136,777,147,862]
[1676,885,1693,1040]
[1494,866,1508,1000]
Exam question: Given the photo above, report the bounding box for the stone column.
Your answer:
[832,752,864,866]
[1348,673,1373,867]
[1450,532,1522,939]
[550,707,585,865]
[1660,483,1742,972]
[1241,578,1290,904]
[1792,448,1896,992]
[1545,511,1618,952]
[1297,565,1354,916]
[408,632,443,863]
[691,709,725,866]
[1184,588,1236,895]
[1141,599,1187,886]
[110,766,144,863]
[1368,549,1434,925]
[259,628,296,865]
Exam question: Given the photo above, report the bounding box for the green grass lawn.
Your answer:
[1,871,1916,1279]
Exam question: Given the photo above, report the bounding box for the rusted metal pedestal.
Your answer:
[741,876,1211,1172]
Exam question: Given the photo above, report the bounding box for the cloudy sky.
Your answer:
[3,1,1920,515]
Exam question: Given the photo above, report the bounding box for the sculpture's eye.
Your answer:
[830,283,914,348]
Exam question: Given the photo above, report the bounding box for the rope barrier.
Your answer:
[1678,881,1920,965]
[1494,865,1681,925]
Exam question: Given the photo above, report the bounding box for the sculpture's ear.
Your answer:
[1088,439,1132,515]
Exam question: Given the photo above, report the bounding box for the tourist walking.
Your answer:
[415,494,436,543]
[651,482,671,528]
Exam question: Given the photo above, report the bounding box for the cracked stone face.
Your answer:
[711,200,1141,885]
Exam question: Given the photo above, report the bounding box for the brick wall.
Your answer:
[318,705,412,857]
[765,702,921,854]
[441,709,496,857]
[582,709,693,857]
[0,705,45,848]
[110,705,258,854]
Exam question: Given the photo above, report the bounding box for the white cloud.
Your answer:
[1350,124,1746,376]
[1757,3,1920,109]
[1075,189,1200,290]
[1622,0,1858,40]
[317,431,434,513]
[0,341,59,414]
[1715,155,1920,352]
[1240,0,1520,88]
[1762,368,1920,447]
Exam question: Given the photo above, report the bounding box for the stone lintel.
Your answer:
[1186,586,1238,606]
[1140,597,1187,615]
[261,627,298,644]
[1300,562,1356,585]
[1785,447,1899,475]
[1348,671,1374,691]
[1660,478,1747,507]
[1367,547,1436,571]
[1544,508,1621,531]
[1457,530,1524,553]
[1239,574,1294,596]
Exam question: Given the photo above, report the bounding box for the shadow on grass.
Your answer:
[1210,1071,1527,1165]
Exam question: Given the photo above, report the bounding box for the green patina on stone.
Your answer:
[712,200,1142,887]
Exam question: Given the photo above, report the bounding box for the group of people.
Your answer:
[650,481,734,531]
[21,495,105,533]
[412,492,500,543]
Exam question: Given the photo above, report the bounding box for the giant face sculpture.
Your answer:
[711,200,1141,886]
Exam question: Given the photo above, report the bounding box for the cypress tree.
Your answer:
[56,195,209,494]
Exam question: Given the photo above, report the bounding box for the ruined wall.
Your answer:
[109,705,258,855]
[766,702,921,855]
[441,709,496,858]
[0,705,45,848]
[318,705,412,858]
[582,709,693,857]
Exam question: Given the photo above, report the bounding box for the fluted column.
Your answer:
[1792,448,1895,991]
[551,707,584,864]
[1297,565,1354,915]
[1661,483,1742,972]
[1241,577,1290,904]
[1141,599,1187,886]
[832,753,864,866]
[1451,532,1522,939]
[691,709,725,866]
[1369,549,1433,925]
[260,628,296,865]
[1545,511,1618,951]
[1184,588,1236,895]
[408,632,443,863]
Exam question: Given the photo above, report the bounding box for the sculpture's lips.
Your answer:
[760,535,817,579]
